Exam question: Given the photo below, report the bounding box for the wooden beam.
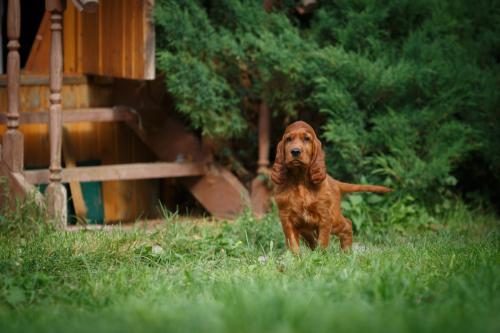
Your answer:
[0,107,139,124]
[24,12,50,74]
[25,162,206,184]
[257,101,270,172]
[251,100,272,216]
[62,127,88,219]
[0,0,3,74]
[0,161,44,207]
[0,74,87,87]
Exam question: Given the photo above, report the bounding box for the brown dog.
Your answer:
[271,121,391,253]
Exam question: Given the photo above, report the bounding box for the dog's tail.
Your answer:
[336,181,392,194]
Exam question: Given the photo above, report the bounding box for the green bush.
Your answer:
[154,0,500,211]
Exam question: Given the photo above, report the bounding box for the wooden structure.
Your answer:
[0,0,250,225]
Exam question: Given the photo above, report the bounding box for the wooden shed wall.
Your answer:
[25,0,155,80]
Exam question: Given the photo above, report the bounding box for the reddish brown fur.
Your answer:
[272,121,392,253]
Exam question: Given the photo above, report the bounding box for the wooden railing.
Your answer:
[1,0,251,224]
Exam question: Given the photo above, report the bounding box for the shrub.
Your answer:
[154,0,500,211]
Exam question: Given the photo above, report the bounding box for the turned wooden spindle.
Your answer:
[45,0,67,227]
[250,0,274,216]
[257,101,270,173]
[251,99,272,217]
[2,0,24,172]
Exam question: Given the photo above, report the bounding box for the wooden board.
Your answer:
[24,13,51,74]
[65,0,155,79]
[25,162,206,184]
[0,161,44,208]
[62,126,88,218]
[21,1,156,78]
[0,107,139,124]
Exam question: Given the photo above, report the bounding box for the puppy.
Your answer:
[271,121,391,253]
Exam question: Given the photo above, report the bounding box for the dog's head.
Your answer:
[271,121,326,185]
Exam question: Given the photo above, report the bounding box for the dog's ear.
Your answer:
[308,136,326,184]
[271,140,287,185]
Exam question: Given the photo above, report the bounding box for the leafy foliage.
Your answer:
[154,0,500,208]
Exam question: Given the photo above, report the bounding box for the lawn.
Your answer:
[0,206,498,333]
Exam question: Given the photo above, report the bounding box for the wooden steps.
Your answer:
[1,105,250,219]
[123,108,251,219]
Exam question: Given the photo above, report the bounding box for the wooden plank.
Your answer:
[78,0,155,79]
[24,12,51,74]
[0,107,139,124]
[80,2,99,73]
[133,0,143,78]
[62,127,88,218]
[0,74,87,87]
[0,161,44,206]
[185,165,251,219]
[123,1,132,78]
[25,162,206,184]
[142,0,155,79]
[63,5,77,73]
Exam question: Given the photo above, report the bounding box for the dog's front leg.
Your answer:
[282,224,300,254]
[338,217,353,250]
[317,225,331,250]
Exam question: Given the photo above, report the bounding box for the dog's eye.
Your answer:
[286,137,292,142]
[304,136,310,142]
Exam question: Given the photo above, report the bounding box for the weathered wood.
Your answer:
[114,77,250,219]
[0,107,139,124]
[71,0,99,13]
[62,127,88,219]
[0,161,45,207]
[2,0,23,172]
[78,0,155,79]
[25,162,206,184]
[24,13,51,74]
[0,74,87,87]
[46,0,67,227]
[257,101,270,172]
[0,0,4,74]
[251,100,272,216]
[185,165,251,219]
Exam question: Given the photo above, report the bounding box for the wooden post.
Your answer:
[45,0,67,227]
[250,0,274,216]
[2,0,24,172]
[0,0,4,74]
[251,100,272,216]
[257,101,270,173]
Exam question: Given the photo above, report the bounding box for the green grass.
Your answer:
[0,205,499,333]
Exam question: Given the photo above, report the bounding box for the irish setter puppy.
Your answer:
[271,121,391,253]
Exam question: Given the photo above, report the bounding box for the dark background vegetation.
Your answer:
[154,0,500,218]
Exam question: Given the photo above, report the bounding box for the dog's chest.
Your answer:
[288,185,322,224]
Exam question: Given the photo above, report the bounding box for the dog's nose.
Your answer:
[291,148,301,157]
